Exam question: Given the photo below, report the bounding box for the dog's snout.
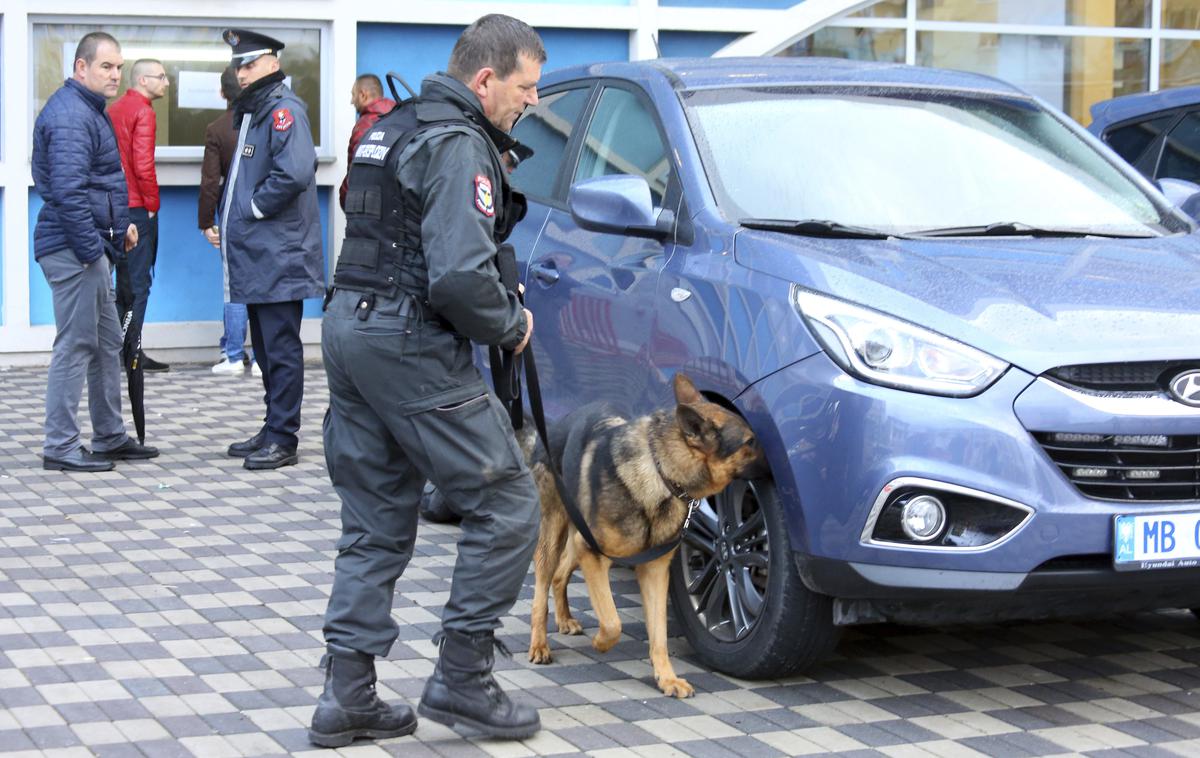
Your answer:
[739,440,770,480]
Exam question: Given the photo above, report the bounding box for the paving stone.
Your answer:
[3,365,1200,756]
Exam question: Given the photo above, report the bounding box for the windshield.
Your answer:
[683,86,1183,236]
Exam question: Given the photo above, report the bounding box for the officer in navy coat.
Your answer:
[214,29,325,470]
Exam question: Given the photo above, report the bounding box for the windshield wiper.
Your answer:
[739,218,892,239]
[907,221,1155,239]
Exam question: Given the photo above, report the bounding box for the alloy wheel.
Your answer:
[678,478,770,643]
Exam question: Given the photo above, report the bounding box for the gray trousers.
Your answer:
[320,289,539,657]
[38,249,129,458]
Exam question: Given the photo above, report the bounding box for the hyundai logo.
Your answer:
[1168,370,1200,407]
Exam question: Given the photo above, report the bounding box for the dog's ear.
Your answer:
[673,373,704,406]
[677,404,718,453]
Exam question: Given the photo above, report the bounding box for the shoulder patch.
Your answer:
[272,108,294,132]
[474,174,495,217]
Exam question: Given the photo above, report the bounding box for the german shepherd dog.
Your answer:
[524,373,767,698]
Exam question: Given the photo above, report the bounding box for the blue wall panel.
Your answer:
[29,186,331,326]
[658,30,742,58]
[357,23,629,94]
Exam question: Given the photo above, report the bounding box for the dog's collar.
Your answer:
[651,449,700,506]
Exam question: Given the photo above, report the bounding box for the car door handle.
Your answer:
[531,261,560,284]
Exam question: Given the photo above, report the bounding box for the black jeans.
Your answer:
[115,207,158,361]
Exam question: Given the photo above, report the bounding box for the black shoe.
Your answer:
[227,428,267,458]
[418,630,540,739]
[139,353,170,373]
[308,644,417,748]
[43,448,115,472]
[244,443,298,470]
[93,438,159,461]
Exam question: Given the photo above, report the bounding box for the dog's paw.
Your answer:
[658,677,695,699]
[558,618,583,636]
[592,631,619,653]
[528,644,553,665]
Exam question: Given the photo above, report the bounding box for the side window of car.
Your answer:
[1158,112,1200,182]
[1105,115,1174,167]
[509,87,591,202]
[574,86,671,207]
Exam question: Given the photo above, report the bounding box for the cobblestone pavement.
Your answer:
[2,364,1200,758]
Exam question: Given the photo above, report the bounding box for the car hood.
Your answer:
[734,230,1200,375]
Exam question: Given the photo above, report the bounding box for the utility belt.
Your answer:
[324,286,452,331]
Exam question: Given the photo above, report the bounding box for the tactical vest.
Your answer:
[334,98,510,302]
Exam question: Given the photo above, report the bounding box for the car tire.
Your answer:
[669,476,840,679]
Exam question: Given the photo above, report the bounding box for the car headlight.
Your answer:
[793,288,1008,397]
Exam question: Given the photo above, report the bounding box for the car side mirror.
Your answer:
[568,175,674,240]
[1157,177,1200,223]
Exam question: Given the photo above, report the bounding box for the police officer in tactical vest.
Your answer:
[309,15,543,747]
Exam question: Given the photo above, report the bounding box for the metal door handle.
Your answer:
[532,262,560,284]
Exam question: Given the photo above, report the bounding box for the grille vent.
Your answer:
[1047,361,1194,393]
[1034,432,1200,502]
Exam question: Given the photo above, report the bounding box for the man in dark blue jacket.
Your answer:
[212,29,325,470]
[32,31,160,472]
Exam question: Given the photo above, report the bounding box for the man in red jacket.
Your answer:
[108,59,170,373]
[338,74,396,209]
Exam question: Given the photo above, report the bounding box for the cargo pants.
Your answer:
[320,288,540,656]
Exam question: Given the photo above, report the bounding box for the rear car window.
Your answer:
[1105,114,1174,165]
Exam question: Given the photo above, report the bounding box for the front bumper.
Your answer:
[741,352,1200,624]
[799,554,1200,625]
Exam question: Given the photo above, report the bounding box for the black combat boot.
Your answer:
[418,629,541,739]
[308,644,417,748]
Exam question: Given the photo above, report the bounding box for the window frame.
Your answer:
[28,14,333,161]
[509,80,596,208]
[559,77,686,217]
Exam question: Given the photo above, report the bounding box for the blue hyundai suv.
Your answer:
[499,57,1200,678]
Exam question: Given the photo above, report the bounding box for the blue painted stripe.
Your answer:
[29,187,330,326]
[658,30,743,58]
[357,23,629,94]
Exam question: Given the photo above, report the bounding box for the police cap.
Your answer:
[222,28,285,67]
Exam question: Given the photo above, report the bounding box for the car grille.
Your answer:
[1034,432,1200,501]
[1047,361,1195,393]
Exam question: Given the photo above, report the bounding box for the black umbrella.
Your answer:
[119,309,146,444]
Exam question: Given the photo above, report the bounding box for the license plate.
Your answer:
[1114,511,1200,571]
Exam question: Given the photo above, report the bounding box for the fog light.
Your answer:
[900,495,946,542]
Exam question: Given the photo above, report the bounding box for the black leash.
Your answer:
[520,332,700,568]
[488,243,699,566]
